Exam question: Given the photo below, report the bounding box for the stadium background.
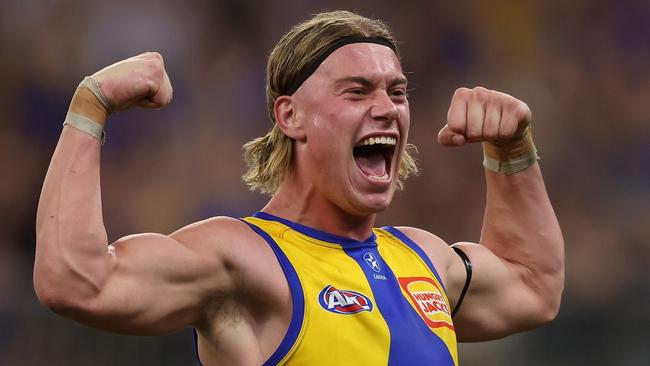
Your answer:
[1,0,649,364]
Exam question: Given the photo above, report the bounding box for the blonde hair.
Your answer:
[242,10,418,194]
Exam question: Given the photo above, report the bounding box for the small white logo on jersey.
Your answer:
[363,252,381,272]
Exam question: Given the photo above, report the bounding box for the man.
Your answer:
[34,10,564,366]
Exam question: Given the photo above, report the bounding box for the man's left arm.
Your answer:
[437,87,564,341]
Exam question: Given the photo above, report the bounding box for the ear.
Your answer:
[274,95,306,141]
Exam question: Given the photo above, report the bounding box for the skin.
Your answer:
[267,44,409,238]
[34,45,564,365]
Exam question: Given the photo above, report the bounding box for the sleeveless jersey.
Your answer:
[195,212,458,365]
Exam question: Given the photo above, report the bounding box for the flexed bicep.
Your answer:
[446,241,559,341]
[43,218,241,336]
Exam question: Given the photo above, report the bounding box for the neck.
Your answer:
[262,174,375,241]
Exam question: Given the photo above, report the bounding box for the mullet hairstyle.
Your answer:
[242,10,418,195]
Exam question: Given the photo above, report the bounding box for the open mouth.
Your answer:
[353,136,397,181]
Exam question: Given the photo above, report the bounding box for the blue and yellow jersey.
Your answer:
[242,212,458,366]
[195,212,458,365]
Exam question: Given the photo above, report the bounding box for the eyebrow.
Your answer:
[334,76,408,88]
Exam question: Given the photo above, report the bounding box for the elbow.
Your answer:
[532,240,565,326]
[33,267,100,317]
[544,257,565,323]
[35,286,72,316]
[538,296,561,325]
[34,279,100,319]
[34,253,63,312]
[547,280,564,323]
[33,235,109,316]
[34,273,74,315]
[533,275,565,326]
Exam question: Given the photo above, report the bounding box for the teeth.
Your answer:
[368,172,389,180]
[358,136,397,146]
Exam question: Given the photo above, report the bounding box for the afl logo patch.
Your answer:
[318,285,373,315]
[398,277,454,330]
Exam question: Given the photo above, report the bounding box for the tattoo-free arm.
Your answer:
[34,53,233,335]
[448,163,564,341]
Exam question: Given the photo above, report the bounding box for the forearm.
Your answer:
[35,88,110,306]
[480,163,564,302]
[440,87,564,337]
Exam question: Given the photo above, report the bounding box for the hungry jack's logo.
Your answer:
[398,277,454,330]
[318,285,373,315]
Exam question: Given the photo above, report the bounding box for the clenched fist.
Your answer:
[91,52,173,112]
[437,87,532,147]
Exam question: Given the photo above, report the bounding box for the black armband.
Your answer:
[451,246,472,317]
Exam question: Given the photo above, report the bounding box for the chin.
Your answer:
[349,190,394,215]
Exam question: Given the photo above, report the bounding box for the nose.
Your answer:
[370,91,399,122]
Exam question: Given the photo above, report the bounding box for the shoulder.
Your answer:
[390,226,448,248]
[168,216,271,268]
[390,226,456,286]
[172,214,284,267]
[171,216,252,237]
[169,216,265,248]
[171,215,288,302]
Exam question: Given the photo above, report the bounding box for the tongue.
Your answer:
[355,153,387,177]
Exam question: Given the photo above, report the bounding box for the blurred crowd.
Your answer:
[1,0,648,364]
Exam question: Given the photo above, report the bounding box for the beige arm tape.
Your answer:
[63,112,106,145]
[482,124,539,175]
[62,76,110,145]
[79,76,113,114]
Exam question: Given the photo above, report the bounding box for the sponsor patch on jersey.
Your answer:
[398,277,454,330]
[318,285,373,315]
[363,251,381,272]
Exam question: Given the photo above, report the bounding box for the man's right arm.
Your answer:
[34,52,234,335]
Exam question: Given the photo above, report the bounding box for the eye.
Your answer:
[346,88,366,95]
[390,88,408,101]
